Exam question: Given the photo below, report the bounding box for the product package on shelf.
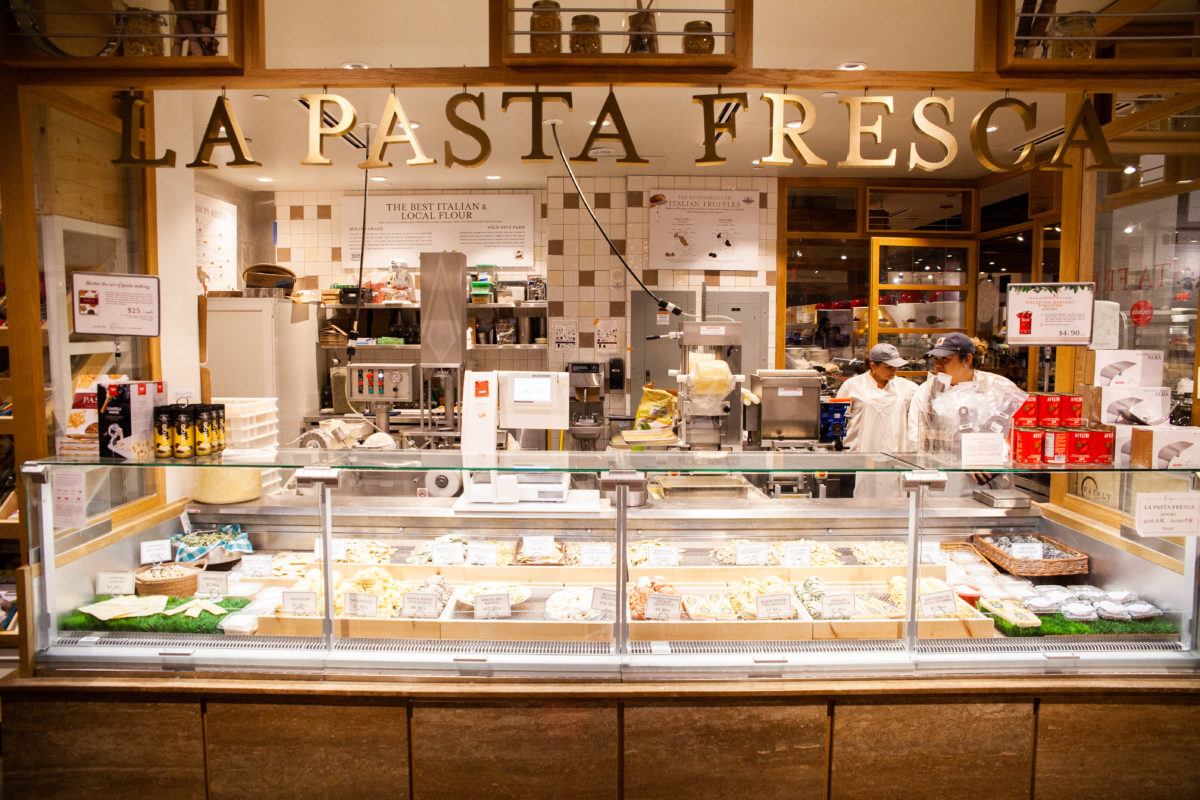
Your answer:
[1081,385,1171,426]
[97,381,168,460]
[1130,425,1200,468]
[1082,349,1164,387]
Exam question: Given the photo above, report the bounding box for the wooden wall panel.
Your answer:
[32,105,128,228]
[2,697,206,800]
[205,701,410,800]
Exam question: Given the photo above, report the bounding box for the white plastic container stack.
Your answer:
[215,397,281,495]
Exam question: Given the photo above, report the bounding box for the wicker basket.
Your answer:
[971,534,1089,577]
[134,562,201,597]
[939,541,997,574]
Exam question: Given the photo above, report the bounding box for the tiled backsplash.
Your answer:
[274,177,777,417]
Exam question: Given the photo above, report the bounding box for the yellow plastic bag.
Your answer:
[635,383,677,431]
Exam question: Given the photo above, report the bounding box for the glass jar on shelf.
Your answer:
[683,20,714,55]
[1049,15,1096,59]
[570,14,601,54]
[529,0,562,54]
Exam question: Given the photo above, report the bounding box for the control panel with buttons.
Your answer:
[346,363,414,402]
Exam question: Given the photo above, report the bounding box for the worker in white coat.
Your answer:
[906,332,1021,496]
[836,343,918,497]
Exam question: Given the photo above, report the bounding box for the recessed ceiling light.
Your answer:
[1123,165,1137,174]
[409,121,421,129]
[821,91,838,99]
[486,175,502,180]
[836,61,867,71]
[1016,234,1024,242]
[253,94,270,102]
[986,125,998,133]
[256,177,274,183]
[840,254,847,260]
[784,121,804,129]
[341,61,370,69]
[370,176,387,182]
[588,120,611,127]
[1124,225,1135,234]
[751,159,761,165]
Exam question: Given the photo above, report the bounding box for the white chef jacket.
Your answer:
[836,371,918,498]
[906,369,1021,496]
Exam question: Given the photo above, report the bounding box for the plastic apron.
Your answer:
[840,374,912,498]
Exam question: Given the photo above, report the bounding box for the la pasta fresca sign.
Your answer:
[113,89,1123,175]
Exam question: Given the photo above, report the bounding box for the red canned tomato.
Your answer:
[1091,427,1115,464]
[1061,394,1083,427]
[1067,429,1092,464]
[1037,393,1062,427]
[1012,426,1044,465]
[1043,428,1068,465]
[1014,394,1038,427]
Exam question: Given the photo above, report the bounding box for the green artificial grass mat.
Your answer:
[60,595,251,635]
[987,611,1179,637]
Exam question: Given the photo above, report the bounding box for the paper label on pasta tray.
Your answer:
[401,592,440,619]
[96,571,135,596]
[783,543,812,567]
[467,542,499,565]
[474,593,512,619]
[139,539,172,565]
[919,541,942,564]
[591,588,617,616]
[755,593,793,620]
[196,572,228,597]
[281,591,318,616]
[646,545,680,566]
[1009,542,1044,560]
[735,542,769,565]
[644,593,683,621]
[821,592,854,620]
[579,543,613,566]
[240,554,273,578]
[432,542,466,565]
[919,589,958,617]
[345,592,379,618]
[699,325,726,336]
[521,536,557,558]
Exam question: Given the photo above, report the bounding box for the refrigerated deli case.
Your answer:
[7,452,1200,799]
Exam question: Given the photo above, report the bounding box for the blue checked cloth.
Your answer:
[172,524,253,562]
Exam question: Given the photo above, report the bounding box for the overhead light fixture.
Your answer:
[987,125,998,133]
[836,61,867,71]
[1123,165,1137,175]
[588,120,611,127]
[821,91,838,99]
[1124,225,1135,234]
[252,94,270,102]
[486,175,502,180]
[1054,226,1061,232]
[989,261,995,265]
[1001,267,1007,272]
[1016,234,1024,242]
[840,254,847,260]
[341,61,370,69]
[409,121,421,129]
[256,177,274,183]
[1180,179,1194,184]
[784,121,804,129]
[370,176,387,182]
[751,159,761,165]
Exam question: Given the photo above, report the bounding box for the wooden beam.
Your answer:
[1094,0,1167,38]
[1103,93,1200,139]
[975,0,1001,72]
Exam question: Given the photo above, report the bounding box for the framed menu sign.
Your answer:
[71,273,161,337]
[1005,282,1094,346]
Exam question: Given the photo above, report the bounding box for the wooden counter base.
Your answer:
[4,675,1200,799]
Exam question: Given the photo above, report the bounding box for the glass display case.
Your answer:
[21,450,1200,678]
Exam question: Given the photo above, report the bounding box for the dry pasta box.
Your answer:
[97,381,168,460]
[1081,385,1171,426]
[1083,349,1164,388]
[1130,425,1200,469]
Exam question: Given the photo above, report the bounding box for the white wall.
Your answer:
[154,91,200,500]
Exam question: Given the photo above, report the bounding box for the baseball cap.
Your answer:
[924,332,974,358]
[867,343,908,368]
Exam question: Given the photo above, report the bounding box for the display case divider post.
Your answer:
[615,483,629,654]
[901,470,948,653]
[21,464,54,648]
[295,467,342,648]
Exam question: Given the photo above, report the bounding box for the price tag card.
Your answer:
[783,543,812,567]
[646,545,680,567]
[345,592,379,618]
[400,592,440,619]
[644,593,683,621]
[51,470,87,530]
[178,512,193,536]
[1009,542,1044,560]
[959,432,1009,467]
[314,538,348,561]
[467,542,499,565]
[1135,492,1200,538]
[919,589,959,618]
[432,542,466,566]
[139,539,172,565]
[579,543,613,567]
[1005,282,1095,346]
[735,541,769,566]
[821,592,855,620]
[755,593,794,620]
[919,541,942,564]
[473,593,512,620]
[521,536,558,559]
[281,591,318,616]
[71,272,161,337]
[196,572,229,597]
[96,571,135,596]
[240,554,273,578]
[591,587,617,617]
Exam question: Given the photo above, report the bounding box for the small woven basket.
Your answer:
[135,562,201,597]
[972,534,1089,577]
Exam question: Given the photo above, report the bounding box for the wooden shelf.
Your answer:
[0,630,20,647]
[0,520,23,540]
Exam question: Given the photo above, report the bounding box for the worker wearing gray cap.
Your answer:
[836,343,918,497]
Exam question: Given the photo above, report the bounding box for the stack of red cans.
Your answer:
[1010,392,1109,465]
